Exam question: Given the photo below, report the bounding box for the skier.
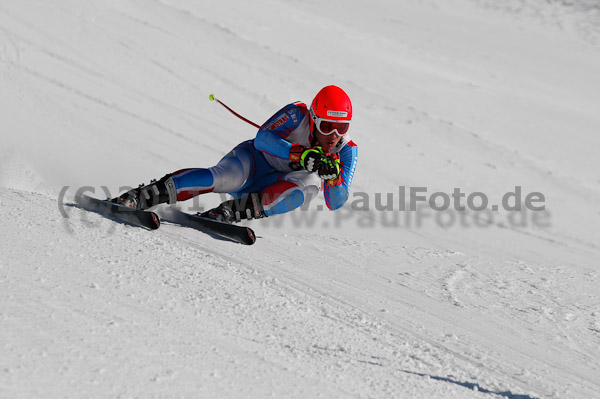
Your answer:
[113,85,358,223]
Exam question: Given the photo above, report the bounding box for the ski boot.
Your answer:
[200,192,266,223]
[113,174,177,210]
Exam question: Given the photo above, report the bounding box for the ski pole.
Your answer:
[209,94,260,129]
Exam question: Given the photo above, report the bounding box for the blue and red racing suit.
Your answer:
[169,101,358,216]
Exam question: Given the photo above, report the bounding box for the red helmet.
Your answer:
[310,85,352,122]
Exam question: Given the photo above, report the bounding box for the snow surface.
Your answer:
[1,0,600,398]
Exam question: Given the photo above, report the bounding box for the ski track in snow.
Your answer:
[0,189,499,398]
[2,0,600,398]
[4,189,596,398]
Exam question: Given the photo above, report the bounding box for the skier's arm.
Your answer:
[254,103,305,159]
[323,141,358,210]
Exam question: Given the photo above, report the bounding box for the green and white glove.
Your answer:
[289,145,340,180]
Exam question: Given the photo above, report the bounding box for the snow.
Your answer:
[1,0,600,398]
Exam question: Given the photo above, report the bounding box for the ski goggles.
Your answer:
[310,109,351,137]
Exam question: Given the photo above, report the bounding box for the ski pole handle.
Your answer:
[209,94,260,129]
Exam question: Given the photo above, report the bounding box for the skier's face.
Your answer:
[315,130,343,153]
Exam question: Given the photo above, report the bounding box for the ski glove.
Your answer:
[324,153,343,186]
[289,144,340,181]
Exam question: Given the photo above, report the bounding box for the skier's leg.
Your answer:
[176,142,319,222]
[112,172,177,210]
[169,157,247,201]
[259,171,320,216]
[113,141,259,210]
[205,170,320,222]
[171,140,268,201]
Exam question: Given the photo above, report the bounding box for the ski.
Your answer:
[178,212,257,245]
[75,195,255,244]
[75,194,160,230]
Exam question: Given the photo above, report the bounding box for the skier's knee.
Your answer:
[210,156,247,192]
